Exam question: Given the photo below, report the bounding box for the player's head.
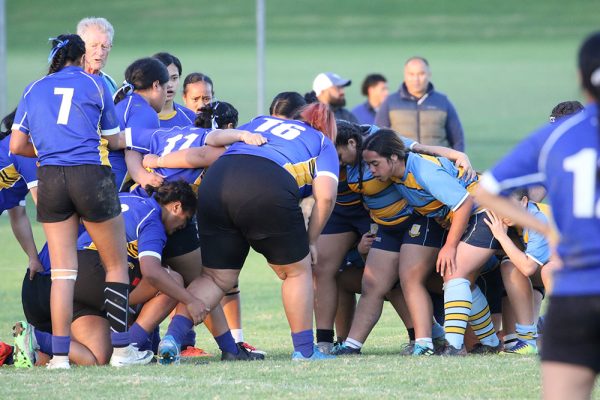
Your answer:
[76,17,114,73]
[578,31,600,104]
[182,73,214,112]
[362,129,407,181]
[549,101,584,123]
[153,52,183,103]
[500,188,530,226]
[146,180,197,234]
[335,120,364,166]
[404,56,431,97]
[361,74,389,107]
[114,58,169,112]
[0,108,16,140]
[294,102,337,141]
[47,34,86,75]
[269,92,306,118]
[195,101,238,129]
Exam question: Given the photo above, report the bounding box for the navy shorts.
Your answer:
[36,165,121,223]
[322,202,371,235]
[21,271,52,333]
[460,212,501,249]
[163,216,201,260]
[0,181,28,213]
[371,216,446,252]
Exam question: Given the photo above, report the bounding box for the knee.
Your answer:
[168,269,184,287]
[361,275,388,298]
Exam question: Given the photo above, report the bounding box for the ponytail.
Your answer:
[0,108,16,140]
[47,34,86,75]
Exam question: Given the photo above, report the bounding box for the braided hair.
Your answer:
[269,91,306,118]
[195,101,239,129]
[47,34,86,75]
[336,120,366,191]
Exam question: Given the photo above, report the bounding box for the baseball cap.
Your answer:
[312,72,351,96]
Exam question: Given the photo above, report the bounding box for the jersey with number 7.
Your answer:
[12,65,120,167]
[480,104,600,296]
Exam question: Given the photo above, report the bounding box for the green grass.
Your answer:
[3,1,600,398]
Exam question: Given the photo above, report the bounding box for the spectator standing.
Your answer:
[351,74,388,124]
[311,72,358,123]
[375,57,465,151]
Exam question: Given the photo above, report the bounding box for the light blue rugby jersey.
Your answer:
[520,202,551,266]
[77,193,167,268]
[391,153,478,222]
[112,93,161,189]
[159,103,196,128]
[480,103,600,296]
[225,116,339,198]
[12,66,120,166]
[126,125,211,194]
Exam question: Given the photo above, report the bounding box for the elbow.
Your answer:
[9,141,24,156]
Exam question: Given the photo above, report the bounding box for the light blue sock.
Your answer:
[469,285,499,347]
[443,278,472,349]
[515,323,538,347]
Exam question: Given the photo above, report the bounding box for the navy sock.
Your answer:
[34,328,53,356]
[51,335,70,356]
[129,323,151,351]
[214,331,239,355]
[292,330,314,358]
[181,328,196,348]
[166,315,193,347]
[316,329,334,344]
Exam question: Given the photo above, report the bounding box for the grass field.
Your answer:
[2,1,600,398]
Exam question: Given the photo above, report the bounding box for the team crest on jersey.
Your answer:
[409,224,422,237]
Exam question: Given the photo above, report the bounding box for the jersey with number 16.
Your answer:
[12,65,120,167]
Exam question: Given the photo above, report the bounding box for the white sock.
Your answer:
[415,337,433,350]
[503,333,518,349]
[344,337,363,349]
[231,329,244,343]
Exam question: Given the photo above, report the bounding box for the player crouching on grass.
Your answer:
[10,181,203,367]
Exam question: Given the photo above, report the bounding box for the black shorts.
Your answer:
[21,271,52,333]
[163,216,201,260]
[460,212,501,249]
[197,154,309,269]
[72,250,109,320]
[37,165,121,223]
[541,295,600,373]
[476,258,503,314]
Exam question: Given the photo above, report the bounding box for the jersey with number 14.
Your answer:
[12,66,120,166]
[480,103,600,296]
[225,116,339,198]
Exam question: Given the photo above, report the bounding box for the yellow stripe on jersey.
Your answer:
[98,137,111,167]
[86,240,138,259]
[348,178,391,196]
[369,198,410,226]
[283,158,316,188]
[0,164,21,189]
[419,154,443,166]
[337,198,362,206]
[159,111,177,120]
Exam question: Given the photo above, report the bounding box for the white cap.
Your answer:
[312,72,351,96]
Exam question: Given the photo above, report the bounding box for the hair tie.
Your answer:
[211,102,220,130]
[122,80,135,95]
[47,37,70,63]
[591,67,600,87]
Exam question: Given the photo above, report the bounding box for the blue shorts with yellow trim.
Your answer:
[460,212,501,250]
[322,202,371,235]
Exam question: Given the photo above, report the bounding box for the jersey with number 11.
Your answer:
[12,65,120,167]
[481,103,600,296]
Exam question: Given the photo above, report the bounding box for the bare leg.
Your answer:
[385,286,413,330]
[313,232,358,331]
[221,287,242,331]
[542,362,597,400]
[334,267,362,341]
[398,244,438,339]
[271,255,314,333]
[70,316,112,366]
[501,260,534,325]
[44,215,80,338]
[345,248,398,343]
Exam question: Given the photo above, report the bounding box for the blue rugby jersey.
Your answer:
[112,93,161,189]
[346,162,413,226]
[126,125,211,193]
[225,116,339,198]
[159,103,196,128]
[480,103,600,296]
[0,136,38,212]
[77,194,167,275]
[12,66,120,166]
[519,202,551,266]
[391,153,478,222]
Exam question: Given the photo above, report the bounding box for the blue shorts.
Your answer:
[371,215,444,252]
[460,212,501,249]
[0,182,28,213]
[322,203,371,235]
